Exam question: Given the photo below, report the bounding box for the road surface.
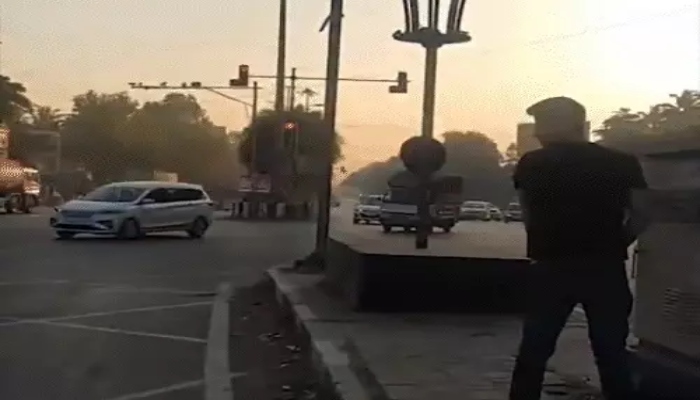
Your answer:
[0,210,316,400]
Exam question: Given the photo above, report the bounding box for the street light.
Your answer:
[394,0,471,139]
[394,0,470,249]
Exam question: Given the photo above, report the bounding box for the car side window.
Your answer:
[172,188,204,202]
[143,188,169,203]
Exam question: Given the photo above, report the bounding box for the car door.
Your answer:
[138,188,171,228]
[168,188,201,226]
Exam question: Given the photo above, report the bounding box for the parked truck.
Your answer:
[0,159,41,213]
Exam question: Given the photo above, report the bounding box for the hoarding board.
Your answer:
[239,174,271,193]
[0,125,8,159]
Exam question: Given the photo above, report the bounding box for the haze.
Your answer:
[2,0,698,172]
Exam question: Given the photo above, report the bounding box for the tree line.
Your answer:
[1,74,240,192]
[341,90,700,206]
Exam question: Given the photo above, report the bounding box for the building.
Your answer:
[516,121,591,157]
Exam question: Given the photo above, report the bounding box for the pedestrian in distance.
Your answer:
[508,96,651,400]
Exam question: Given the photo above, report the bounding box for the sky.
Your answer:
[2,0,699,172]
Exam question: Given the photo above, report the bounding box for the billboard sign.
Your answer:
[0,125,8,159]
[239,174,271,193]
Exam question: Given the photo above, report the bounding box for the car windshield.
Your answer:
[464,202,487,208]
[360,196,383,206]
[82,186,146,203]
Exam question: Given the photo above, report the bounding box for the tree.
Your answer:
[341,130,514,206]
[31,106,62,130]
[596,90,700,148]
[0,75,32,124]
[60,91,139,183]
[237,109,344,200]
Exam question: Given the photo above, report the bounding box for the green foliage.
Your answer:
[59,90,239,186]
[0,75,32,124]
[342,131,513,206]
[237,109,344,199]
[238,109,343,171]
[596,90,700,144]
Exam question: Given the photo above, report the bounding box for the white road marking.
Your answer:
[293,304,317,321]
[205,282,234,400]
[105,373,246,400]
[0,301,212,327]
[0,279,71,286]
[315,340,349,366]
[31,320,207,343]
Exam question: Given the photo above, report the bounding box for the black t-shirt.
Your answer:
[513,142,647,261]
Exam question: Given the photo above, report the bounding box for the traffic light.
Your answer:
[230,64,250,87]
[283,121,299,150]
[389,71,408,93]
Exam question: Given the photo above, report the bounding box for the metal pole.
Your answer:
[252,81,259,120]
[274,0,287,112]
[289,68,297,111]
[420,47,438,138]
[249,82,259,174]
[314,0,343,258]
[416,45,439,249]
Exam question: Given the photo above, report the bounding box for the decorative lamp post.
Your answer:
[394,0,470,249]
[394,0,471,139]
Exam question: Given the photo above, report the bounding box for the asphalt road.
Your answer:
[0,202,637,399]
[0,209,315,400]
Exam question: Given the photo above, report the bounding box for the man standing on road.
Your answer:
[508,97,650,400]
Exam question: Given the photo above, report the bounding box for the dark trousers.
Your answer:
[509,259,634,400]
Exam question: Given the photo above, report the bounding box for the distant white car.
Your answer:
[459,201,491,221]
[49,181,214,240]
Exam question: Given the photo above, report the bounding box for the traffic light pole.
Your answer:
[128,82,260,121]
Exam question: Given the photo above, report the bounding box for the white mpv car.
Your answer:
[50,181,214,240]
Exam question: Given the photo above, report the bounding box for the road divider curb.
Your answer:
[229,202,314,221]
[266,265,390,400]
[205,282,234,400]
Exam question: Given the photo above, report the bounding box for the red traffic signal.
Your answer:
[283,121,299,149]
[389,71,408,93]
[230,64,250,87]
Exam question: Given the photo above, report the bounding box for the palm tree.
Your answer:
[595,108,649,141]
[0,75,32,123]
[31,106,62,130]
[660,91,700,132]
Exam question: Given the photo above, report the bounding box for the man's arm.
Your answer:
[623,156,650,247]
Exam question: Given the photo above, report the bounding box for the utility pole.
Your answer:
[315,0,344,262]
[275,0,287,112]
[288,68,297,111]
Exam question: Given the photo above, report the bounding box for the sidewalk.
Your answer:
[267,265,607,400]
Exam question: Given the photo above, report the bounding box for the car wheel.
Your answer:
[382,225,392,233]
[55,231,75,240]
[4,196,17,214]
[352,218,359,224]
[118,218,142,240]
[442,226,452,233]
[187,217,209,239]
